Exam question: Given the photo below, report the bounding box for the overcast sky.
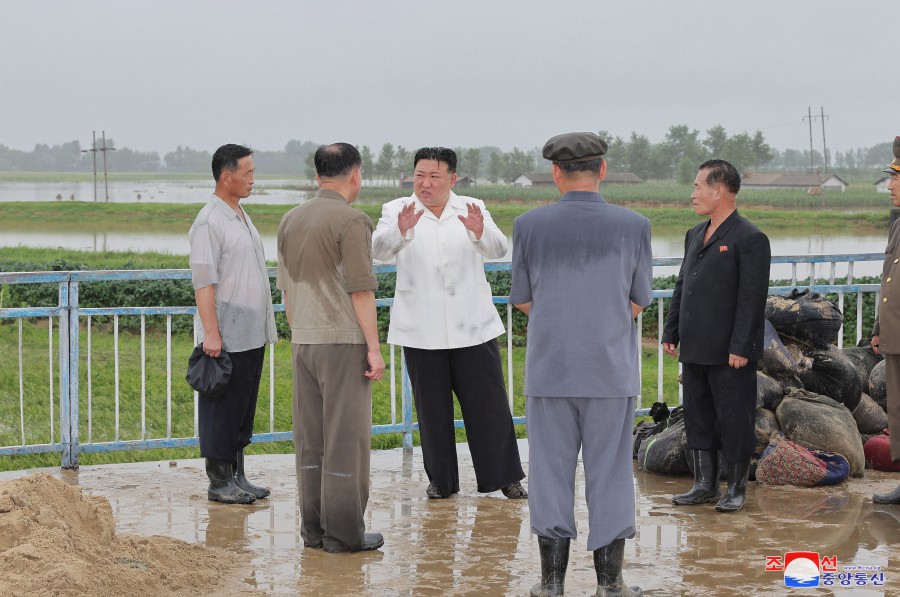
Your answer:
[3,1,894,157]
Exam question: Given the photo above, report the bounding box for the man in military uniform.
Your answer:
[872,136,900,504]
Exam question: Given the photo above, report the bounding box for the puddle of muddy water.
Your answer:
[2,441,898,596]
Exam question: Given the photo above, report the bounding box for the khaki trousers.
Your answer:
[884,354,900,462]
[292,344,372,550]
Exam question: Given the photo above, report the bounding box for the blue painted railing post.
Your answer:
[401,352,413,452]
[66,280,80,468]
[58,279,74,468]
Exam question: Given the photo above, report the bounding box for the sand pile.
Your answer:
[0,473,239,597]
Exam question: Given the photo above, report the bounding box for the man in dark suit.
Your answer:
[661,159,770,513]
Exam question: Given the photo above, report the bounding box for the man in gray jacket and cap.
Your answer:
[511,132,651,596]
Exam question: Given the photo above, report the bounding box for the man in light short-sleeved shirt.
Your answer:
[188,144,276,505]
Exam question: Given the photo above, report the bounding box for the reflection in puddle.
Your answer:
[0,445,897,596]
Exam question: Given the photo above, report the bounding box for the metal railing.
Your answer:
[0,253,884,468]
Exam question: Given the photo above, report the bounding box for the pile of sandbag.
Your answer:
[635,288,890,483]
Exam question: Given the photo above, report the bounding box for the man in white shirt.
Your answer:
[189,144,277,504]
[372,147,526,500]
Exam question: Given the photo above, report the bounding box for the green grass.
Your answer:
[0,197,891,240]
[0,315,679,471]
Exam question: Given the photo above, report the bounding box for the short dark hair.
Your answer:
[211,144,253,182]
[699,159,741,194]
[557,158,604,174]
[314,143,362,178]
[414,147,457,173]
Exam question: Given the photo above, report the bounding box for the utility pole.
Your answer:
[101,130,115,202]
[803,107,815,171]
[80,131,98,202]
[80,130,116,202]
[802,107,830,172]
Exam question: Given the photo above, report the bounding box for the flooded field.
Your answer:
[0,179,306,205]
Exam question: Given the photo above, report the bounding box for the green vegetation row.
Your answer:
[0,247,882,472]
[0,248,883,344]
[0,193,891,240]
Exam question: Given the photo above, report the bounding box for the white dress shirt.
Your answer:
[372,192,508,349]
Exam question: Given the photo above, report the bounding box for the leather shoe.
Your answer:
[501,482,528,499]
[426,482,449,499]
[322,532,384,553]
[873,482,900,504]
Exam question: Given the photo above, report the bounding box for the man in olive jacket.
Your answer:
[871,136,900,504]
[661,159,770,513]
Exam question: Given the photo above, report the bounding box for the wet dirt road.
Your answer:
[1,440,898,596]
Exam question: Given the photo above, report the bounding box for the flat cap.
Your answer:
[884,136,900,174]
[542,132,608,163]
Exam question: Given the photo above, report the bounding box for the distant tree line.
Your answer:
[0,130,893,183]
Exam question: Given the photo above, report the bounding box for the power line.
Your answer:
[80,130,117,202]
[802,107,829,173]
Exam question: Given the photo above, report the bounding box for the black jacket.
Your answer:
[661,210,771,365]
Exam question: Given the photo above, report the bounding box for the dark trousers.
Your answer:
[292,344,372,551]
[681,362,757,464]
[198,346,265,461]
[404,340,525,495]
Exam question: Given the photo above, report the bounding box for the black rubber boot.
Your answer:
[530,536,570,596]
[673,450,720,506]
[715,459,751,512]
[873,482,900,504]
[234,448,270,499]
[593,538,643,597]
[206,458,256,504]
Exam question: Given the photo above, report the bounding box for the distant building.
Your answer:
[513,171,642,187]
[741,172,849,193]
[604,173,643,184]
[513,172,555,187]
[876,176,891,194]
[400,175,475,189]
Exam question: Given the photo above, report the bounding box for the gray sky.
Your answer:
[3,0,894,156]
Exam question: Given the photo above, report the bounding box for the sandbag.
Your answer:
[754,407,781,456]
[864,431,900,472]
[797,344,862,411]
[869,360,887,412]
[842,339,883,394]
[766,289,844,349]
[757,372,784,411]
[756,439,826,487]
[814,451,851,486]
[852,393,889,435]
[637,417,689,475]
[776,387,865,477]
[860,432,878,446]
[633,404,681,459]
[775,340,811,391]
[759,319,800,378]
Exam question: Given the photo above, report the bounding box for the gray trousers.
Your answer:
[884,354,900,462]
[292,344,372,551]
[526,395,636,551]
